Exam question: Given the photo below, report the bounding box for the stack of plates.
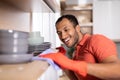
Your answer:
[0,29,33,64]
[0,54,33,64]
[0,29,29,54]
[28,42,51,56]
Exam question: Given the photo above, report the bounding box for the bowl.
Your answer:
[0,54,33,64]
[0,29,29,39]
[0,38,28,45]
[0,38,28,54]
[0,44,28,54]
[0,29,29,54]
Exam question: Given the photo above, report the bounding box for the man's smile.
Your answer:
[63,36,71,45]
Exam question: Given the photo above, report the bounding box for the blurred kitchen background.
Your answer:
[0,0,120,57]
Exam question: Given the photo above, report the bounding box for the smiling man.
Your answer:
[56,17,80,48]
[41,14,120,80]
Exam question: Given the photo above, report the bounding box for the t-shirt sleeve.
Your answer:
[90,35,117,62]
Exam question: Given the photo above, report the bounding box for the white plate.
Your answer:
[0,54,33,64]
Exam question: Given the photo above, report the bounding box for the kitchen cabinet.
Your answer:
[0,0,61,48]
[0,0,61,80]
[0,0,60,12]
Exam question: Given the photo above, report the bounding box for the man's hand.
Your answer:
[40,52,87,77]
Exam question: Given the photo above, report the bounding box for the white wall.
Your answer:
[93,0,120,40]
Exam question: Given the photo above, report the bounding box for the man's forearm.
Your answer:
[88,62,120,80]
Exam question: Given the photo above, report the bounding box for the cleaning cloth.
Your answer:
[32,48,61,71]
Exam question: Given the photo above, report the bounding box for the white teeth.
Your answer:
[64,37,70,42]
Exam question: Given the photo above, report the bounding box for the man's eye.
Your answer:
[57,32,61,35]
[64,29,68,32]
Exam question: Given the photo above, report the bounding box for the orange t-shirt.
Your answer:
[73,34,117,80]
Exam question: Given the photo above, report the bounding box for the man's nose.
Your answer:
[61,32,67,39]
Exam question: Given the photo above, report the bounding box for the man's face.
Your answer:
[56,18,79,48]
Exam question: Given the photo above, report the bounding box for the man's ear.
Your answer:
[75,25,81,32]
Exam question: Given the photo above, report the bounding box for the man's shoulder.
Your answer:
[88,34,114,45]
[91,34,110,40]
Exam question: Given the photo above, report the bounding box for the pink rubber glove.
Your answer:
[40,52,87,77]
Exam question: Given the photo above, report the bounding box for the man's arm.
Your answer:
[41,53,120,79]
[88,55,120,80]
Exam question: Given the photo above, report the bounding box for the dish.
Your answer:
[0,29,29,39]
[0,29,29,54]
[0,54,33,64]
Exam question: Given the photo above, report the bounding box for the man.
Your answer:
[41,15,120,80]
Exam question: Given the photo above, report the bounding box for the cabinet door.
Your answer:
[93,0,120,40]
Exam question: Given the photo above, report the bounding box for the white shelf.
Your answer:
[64,4,93,11]
[0,0,60,12]
[65,6,93,11]
[80,23,93,27]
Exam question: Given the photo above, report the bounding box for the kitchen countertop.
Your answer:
[0,60,69,80]
[0,61,49,80]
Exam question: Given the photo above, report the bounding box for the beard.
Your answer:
[66,32,79,48]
